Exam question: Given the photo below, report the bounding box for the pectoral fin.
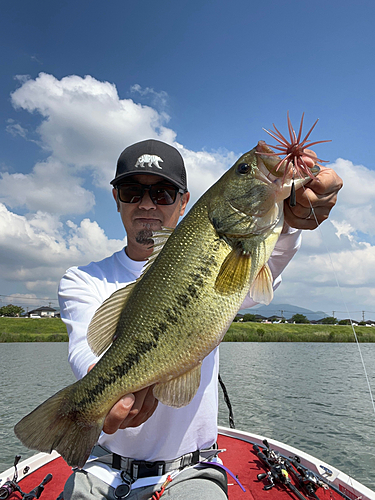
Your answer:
[249,263,274,305]
[215,249,252,295]
[153,363,202,408]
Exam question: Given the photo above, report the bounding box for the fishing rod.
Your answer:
[0,455,52,500]
[0,455,21,500]
[287,454,355,500]
[258,440,323,500]
[254,439,355,500]
[22,474,53,500]
[253,442,308,500]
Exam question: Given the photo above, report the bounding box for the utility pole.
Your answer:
[332,311,335,318]
[362,310,365,322]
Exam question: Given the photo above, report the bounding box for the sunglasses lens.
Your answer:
[118,185,143,203]
[118,184,178,205]
[149,186,177,205]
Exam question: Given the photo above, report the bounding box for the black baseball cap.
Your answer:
[111,139,188,191]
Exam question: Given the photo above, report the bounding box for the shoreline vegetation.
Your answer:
[1,318,375,343]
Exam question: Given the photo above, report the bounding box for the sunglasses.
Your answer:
[117,182,184,205]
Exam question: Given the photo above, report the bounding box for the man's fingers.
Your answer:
[87,361,158,434]
[119,386,158,429]
[284,166,343,230]
[305,166,343,196]
[103,393,136,434]
[295,167,343,206]
[294,184,339,211]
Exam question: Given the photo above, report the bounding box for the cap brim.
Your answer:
[111,171,187,191]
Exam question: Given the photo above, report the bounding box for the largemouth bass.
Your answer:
[14,141,316,468]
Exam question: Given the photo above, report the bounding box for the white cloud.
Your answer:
[329,158,375,236]
[6,119,28,138]
[287,242,375,288]
[1,73,243,297]
[279,229,375,317]
[2,72,375,318]
[261,157,375,317]
[0,293,44,312]
[0,158,95,215]
[130,84,169,110]
[65,218,126,261]
[331,219,355,241]
[0,203,126,293]
[176,143,238,205]
[9,73,176,190]
[4,73,241,211]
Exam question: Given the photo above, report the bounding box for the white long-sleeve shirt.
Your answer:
[58,228,301,462]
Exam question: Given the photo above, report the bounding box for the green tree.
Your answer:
[291,313,309,324]
[338,319,350,325]
[0,304,25,317]
[321,316,337,325]
[242,313,257,322]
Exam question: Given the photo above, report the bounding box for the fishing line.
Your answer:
[301,185,375,415]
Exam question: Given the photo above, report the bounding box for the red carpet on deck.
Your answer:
[8,458,72,500]
[217,434,343,500]
[8,435,346,500]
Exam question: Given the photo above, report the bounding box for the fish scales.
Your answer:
[14,145,313,467]
[77,202,245,411]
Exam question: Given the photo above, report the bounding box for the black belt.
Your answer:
[91,443,219,481]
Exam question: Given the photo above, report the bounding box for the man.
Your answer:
[59,139,342,500]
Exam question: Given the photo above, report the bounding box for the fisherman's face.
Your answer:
[113,174,190,261]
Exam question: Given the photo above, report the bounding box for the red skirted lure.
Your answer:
[258,112,331,206]
[260,111,331,183]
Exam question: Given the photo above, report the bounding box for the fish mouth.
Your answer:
[255,140,320,203]
[255,141,287,181]
[255,141,320,183]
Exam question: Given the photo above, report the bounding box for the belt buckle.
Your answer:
[131,460,165,480]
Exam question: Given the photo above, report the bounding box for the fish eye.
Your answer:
[237,163,251,174]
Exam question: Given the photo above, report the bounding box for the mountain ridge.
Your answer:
[239,303,329,321]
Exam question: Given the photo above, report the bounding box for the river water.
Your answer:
[1,342,374,490]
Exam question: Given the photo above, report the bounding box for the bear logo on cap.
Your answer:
[135,154,163,170]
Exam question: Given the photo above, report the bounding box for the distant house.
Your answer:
[268,315,283,323]
[27,306,57,318]
[254,314,267,322]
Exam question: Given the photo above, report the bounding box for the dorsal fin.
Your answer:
[87,282,136,356]
[87,227,174,356]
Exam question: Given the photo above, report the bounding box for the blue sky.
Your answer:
[1,0,375,320]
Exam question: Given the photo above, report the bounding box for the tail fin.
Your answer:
[14,383,105,468]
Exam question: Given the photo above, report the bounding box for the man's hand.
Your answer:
[283,166,343,230]
[87,364,158,434]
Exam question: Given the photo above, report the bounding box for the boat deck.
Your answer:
[5,433,354,500]
[218,433,344,500]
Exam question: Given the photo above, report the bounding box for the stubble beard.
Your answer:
[135,228,154,247]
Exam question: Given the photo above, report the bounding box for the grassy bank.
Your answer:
[0,317,68,342]
[224,322,375,342]
[1,317,374,343]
